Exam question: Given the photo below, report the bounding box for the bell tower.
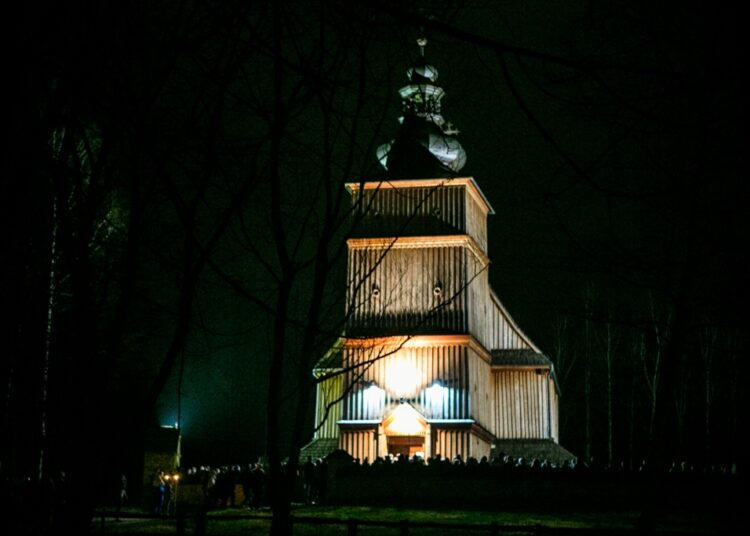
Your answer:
[305,39,570,466]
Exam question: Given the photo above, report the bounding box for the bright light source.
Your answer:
[363,383,385,418]
[384,403,426,436]
[426,380,447,418]
[385,359,419,398]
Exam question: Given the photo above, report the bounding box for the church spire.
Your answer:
[377,38,467,180]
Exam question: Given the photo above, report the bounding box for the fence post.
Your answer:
[400,519,409,536]
[347,517,358,536]
[176,512,185,536]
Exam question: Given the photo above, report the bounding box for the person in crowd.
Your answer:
[302,456,316,505]
[152,469,166,515]
[115,473,128,520]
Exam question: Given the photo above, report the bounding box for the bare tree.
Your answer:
[597,313,618,468]
[642,294,670,454]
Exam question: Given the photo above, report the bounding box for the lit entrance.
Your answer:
[387,436,424,457]
[382,403,427,458]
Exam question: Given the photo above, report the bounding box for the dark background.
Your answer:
[6,0,746,484]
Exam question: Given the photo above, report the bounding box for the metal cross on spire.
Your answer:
[417,37,427,57]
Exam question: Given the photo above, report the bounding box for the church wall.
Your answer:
[470,433,492,460]
[467,347,492,431]
[342,343,469,421]
[464,185,488,253]
[550,377,559,441]
[487,293,533,351]
[313,374,343,439]
[464,256,532,352]
[346,244,468,334]
[493,369,552,439]
[340,428,376,463]
[353,185,467,238]
[466,251,490,347]
[433,427,471,461]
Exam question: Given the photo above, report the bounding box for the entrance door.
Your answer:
[382,403,427,459]
[387,436,424,458]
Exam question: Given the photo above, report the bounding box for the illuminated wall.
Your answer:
[313,373,343,440]
[342,339,470,421]
[493,368,556,439]
[347,178,489,251]
[306,176,561,463]
[346,240,474,335]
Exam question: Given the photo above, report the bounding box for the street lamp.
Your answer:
[172,473,180,515]
[162,472,180,515]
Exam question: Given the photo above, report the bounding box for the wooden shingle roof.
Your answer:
[492,439,577,465]
[490,349,551,367]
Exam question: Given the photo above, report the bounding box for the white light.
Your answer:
[385,360,419,398]
[426,380,446,399]
[426,380,447,418]
[363,383,385,418]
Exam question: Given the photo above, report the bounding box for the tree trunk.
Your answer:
[605,319,614,468]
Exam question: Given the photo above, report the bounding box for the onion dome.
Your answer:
[377,38,467,179]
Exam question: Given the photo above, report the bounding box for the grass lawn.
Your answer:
[91,504,730,535]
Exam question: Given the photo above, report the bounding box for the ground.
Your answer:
[90,503,735,535]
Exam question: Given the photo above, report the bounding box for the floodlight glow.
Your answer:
[363,383,385,418]
[384,403,426,436]
[427,379,445,392]
[426,380,447,418]
[385,359,419,398]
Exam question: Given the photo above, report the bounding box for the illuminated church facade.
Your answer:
[305,42,569,463]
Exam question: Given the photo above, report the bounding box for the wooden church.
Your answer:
[304,41,573,464]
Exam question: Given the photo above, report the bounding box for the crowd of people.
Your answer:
[331,451,741,481]
[149,462,272,512]
[145,452,740,513]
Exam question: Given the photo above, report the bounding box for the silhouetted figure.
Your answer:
[115,474,128,520]
[241,464,253,508]
[152,470,166,514]
[250,463,265,508]
[302,457,316,505]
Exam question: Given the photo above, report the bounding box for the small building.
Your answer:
[304,42,573,465]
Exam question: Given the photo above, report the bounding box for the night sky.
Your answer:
[7,1,747,475]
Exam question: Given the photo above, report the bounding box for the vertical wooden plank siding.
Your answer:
[347,245,469,333]
[493,370,551,439]
[486,293,532,351]
[464,188,488,253]
[339,429,376,463]
[314,375,343,439]
[433,428,471,461]
[342,344,469,421]
[550,378,559,441]
[471,434,491,460]
[465,251,488,348]
[357,186,468,238]
[331,179,563,460]
[467,348,492,430]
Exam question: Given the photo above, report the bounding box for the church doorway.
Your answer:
[387,436,424,457]
[382,403,427,458]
